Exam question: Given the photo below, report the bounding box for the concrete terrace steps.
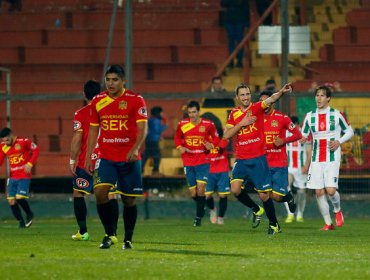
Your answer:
[20,0,222,13]
[0,9,220,31]
[0,45,227,65]
[0,28,223,48]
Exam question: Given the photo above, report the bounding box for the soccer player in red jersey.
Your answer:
[85,65,148,249]
[174,101,219,226]
[259,90,302,214]
[222,83,292,234]
[69,80,119,241]
[205,135,230,225]
[0,127,39,228]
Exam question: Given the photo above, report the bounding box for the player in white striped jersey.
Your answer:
[301,86,354,230]
[285,116,312,223]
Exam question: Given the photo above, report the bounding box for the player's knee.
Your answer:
[231,185,241,195]
[8,199,16,206]
[121,195,136,206]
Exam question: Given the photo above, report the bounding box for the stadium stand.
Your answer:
[0,0,225,177]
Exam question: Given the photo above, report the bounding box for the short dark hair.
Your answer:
[84,80,101,101]
[235,83,250,96]
[290,116,299,124]
[315,85,332,98]
[105,64,125,80]
[212,76,222,83]
[151,106,163,117]
[0,127,12,138]
[187,100,200,111]
[259,89,273,98]
[265,79,276,85]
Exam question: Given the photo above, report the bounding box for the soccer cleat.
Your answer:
[193,217,201,227]
[25,212,34,228]
[210,207,217,224]
[267,223,282,235]
[287,193,297,213]
[216,217,224,225]
[99,235,116,249]
[320,224,335,231]
[296,216,304,223]
[109,235,118,244]
[335,210,344,227]
[72,231,90,241]
[285,213,295,223]
[122,241,133,250]
[252,206,265,228]
[19,221,26,229]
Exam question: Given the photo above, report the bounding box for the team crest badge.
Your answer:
[14,144,21,150]
[245,110,252,117]
[271,120,278,127]
[199,126,205,132]
[119,101,127,110]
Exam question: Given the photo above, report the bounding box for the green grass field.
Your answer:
[0,217,369,280]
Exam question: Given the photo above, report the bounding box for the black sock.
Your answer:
[16,199,32,217]
[263,198,278,225]
[110,199,119,235]
[235,190,259,212]
[10,204,24,222]
[196,196,206,218]
[218,197,228,217]
[97,201,114,236]
[73,197,87,234]
[281,192,293,203]
[206,196,214,210]
[123,205,137,242]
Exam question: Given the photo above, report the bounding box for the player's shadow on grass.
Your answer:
[140,248,249,258]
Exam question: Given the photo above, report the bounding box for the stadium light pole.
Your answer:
[280,0,290,113]
[101,0,119,85]
[125,0,133,89]
[0,67,11,129]
[0,67,11,178]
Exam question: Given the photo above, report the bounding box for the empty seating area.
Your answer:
[293,0,370,92]
[0,0,225,177]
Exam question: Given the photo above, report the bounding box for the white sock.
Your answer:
[328,191,341,213]
[296,189,306,218]
[284,202,294,215]
[316,195,332,225]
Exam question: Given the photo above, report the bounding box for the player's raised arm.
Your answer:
[264,83,292,107]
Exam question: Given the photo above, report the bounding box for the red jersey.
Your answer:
[263,110,302,167]
[73,104,90,169]
[0,137,39,179]
[226,101,268,160]
[174,118,219,166]
[90,89,148,162]
[73,104,100,169]
[209,146,229,173]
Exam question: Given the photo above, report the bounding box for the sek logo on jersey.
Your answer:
[138,107,147,117]
[9,154,25,164]
[186,137,205,147]
[76,178,89,189]
[238,123,258,135]
[101,119,128,131]
[73,121,82,130]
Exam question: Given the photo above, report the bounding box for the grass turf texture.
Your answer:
[0,218,369,279]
